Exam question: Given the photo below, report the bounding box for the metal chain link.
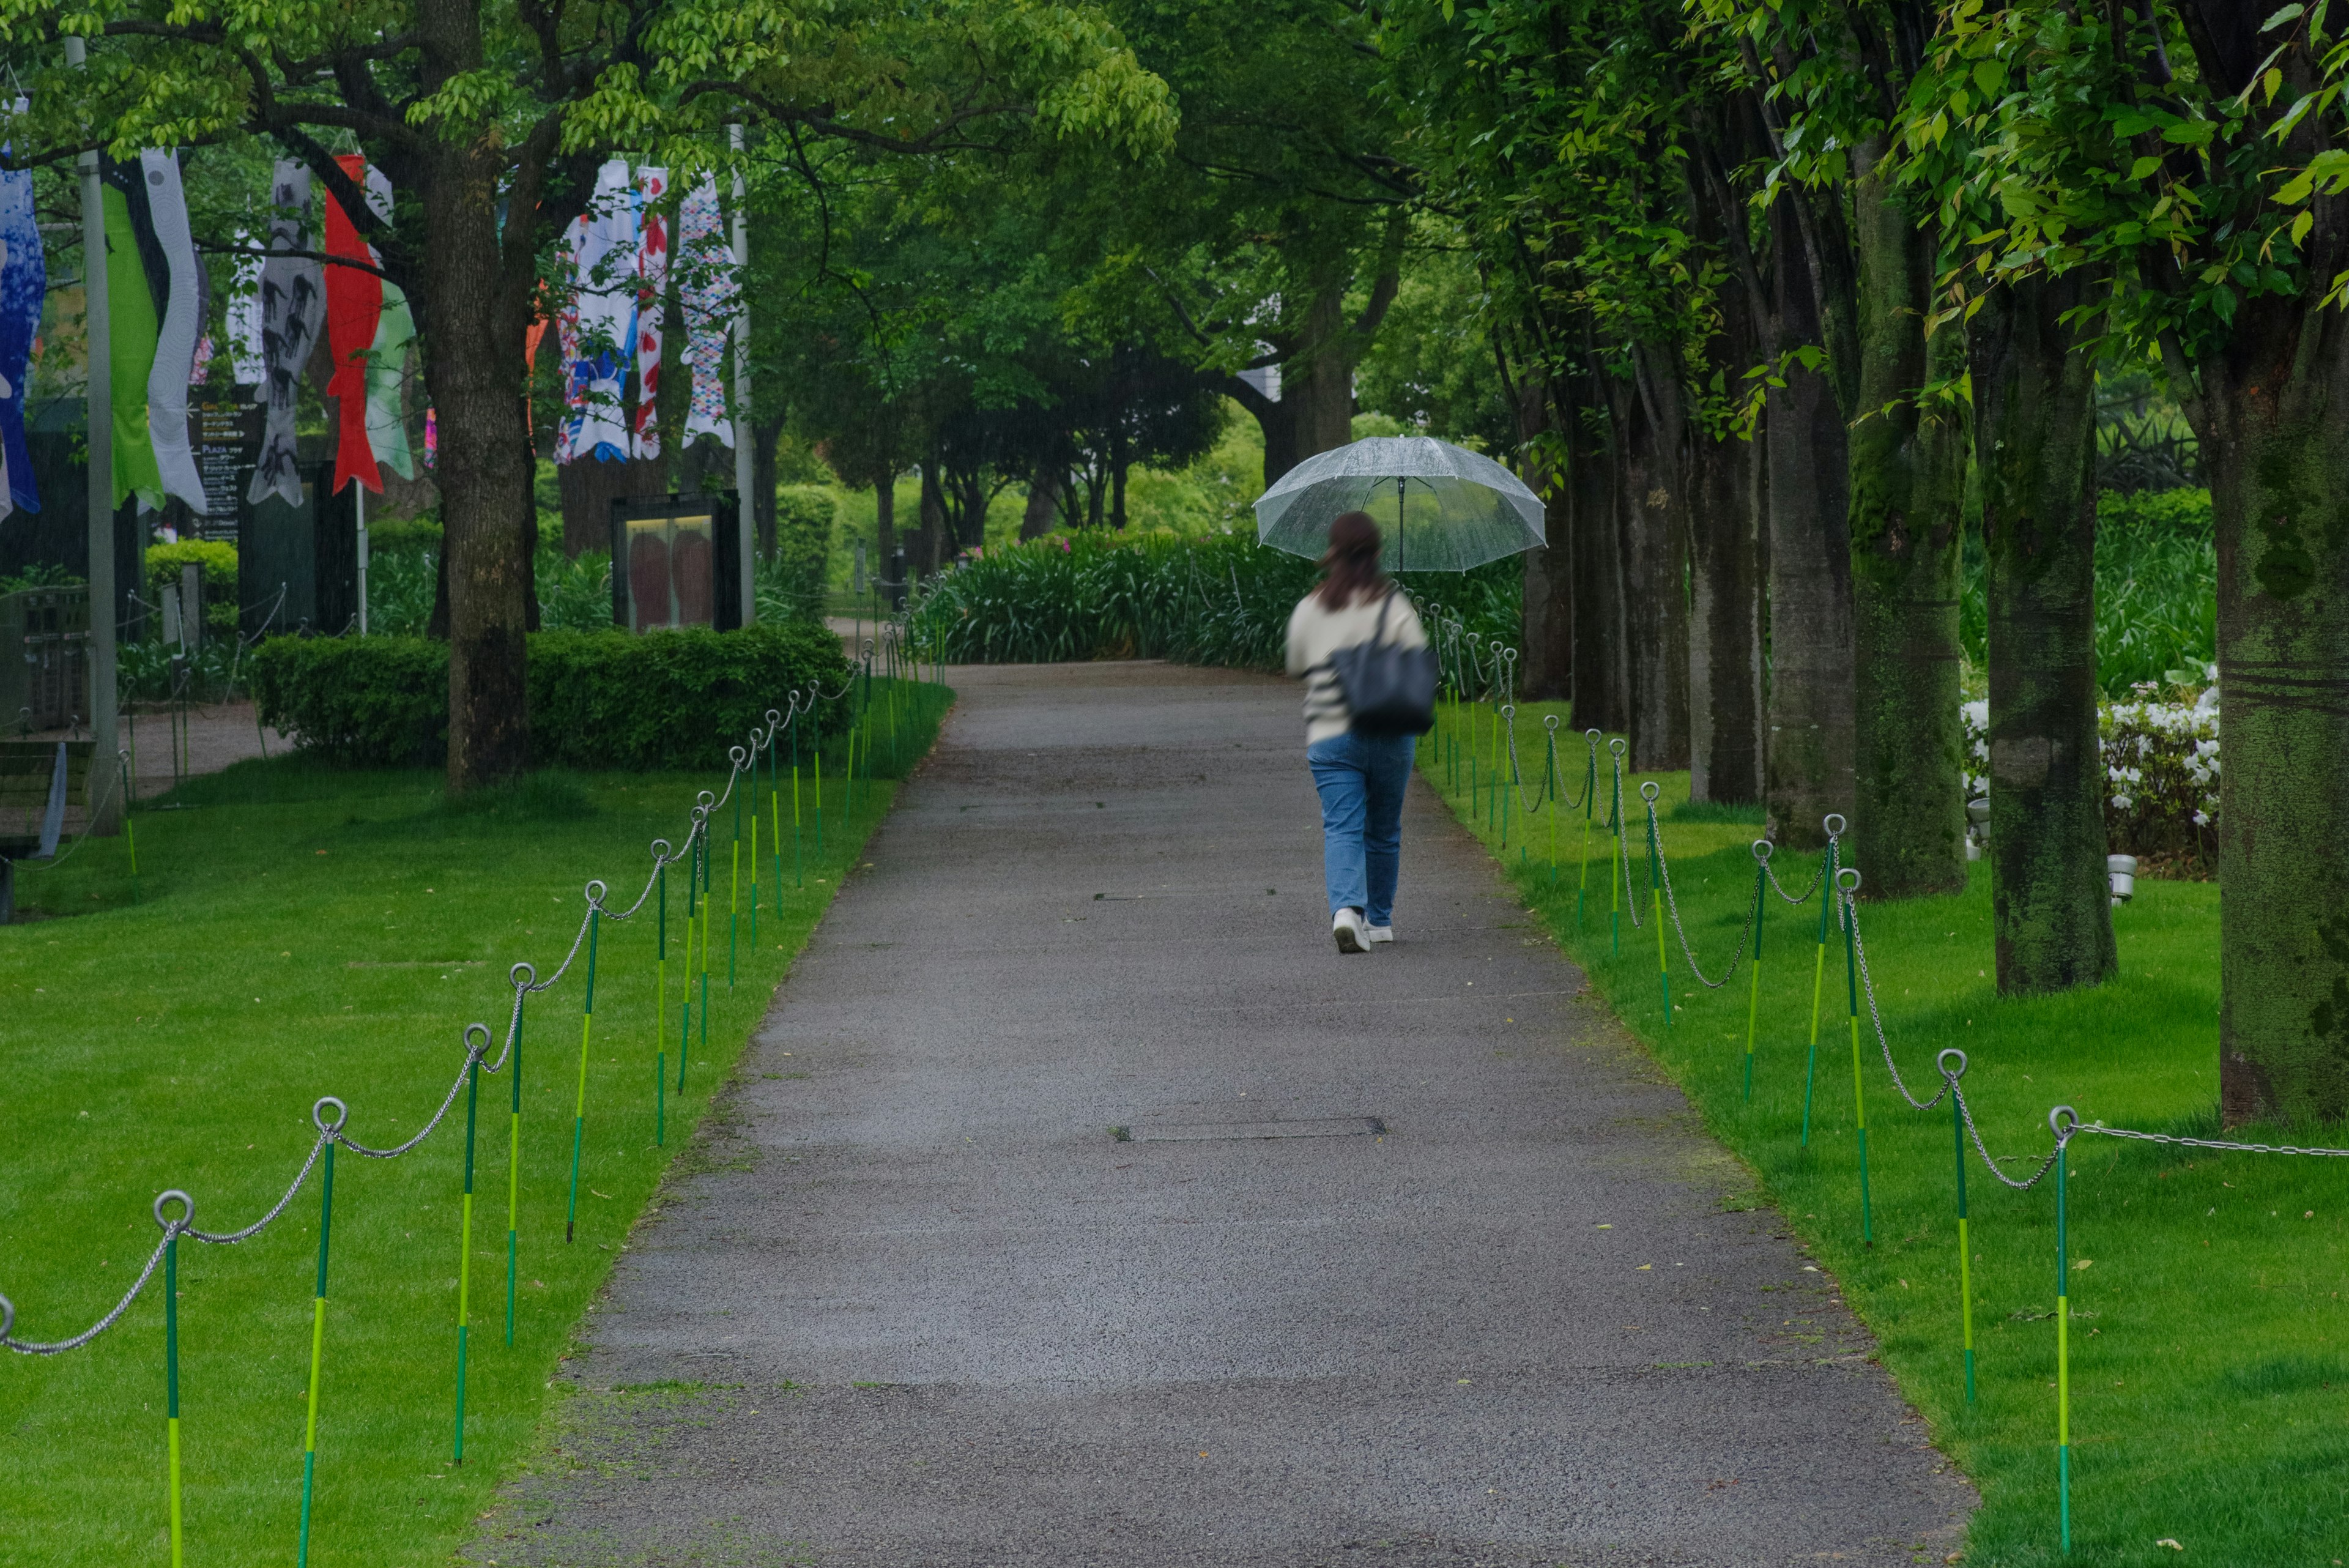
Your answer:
[1846,890,1946,1113]
[1647,800,1756,989]
[1,666,853,1356]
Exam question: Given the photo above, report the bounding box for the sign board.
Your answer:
[191,396,263,541]
[610,492,742,633]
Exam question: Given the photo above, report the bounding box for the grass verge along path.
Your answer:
[1422,698,2345,1568]
[0,679,948,1567]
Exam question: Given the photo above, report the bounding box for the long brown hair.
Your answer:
[1314,510,1389,610]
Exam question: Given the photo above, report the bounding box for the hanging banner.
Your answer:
[141,149,213,512]
[566,158,636,463]
[629,166,668,461]
[248,162,323,508]
[678,176,734,450]
[358,164,415,482]
[0,119,45,522]
[100,155,165,513]
[322,153,384,493]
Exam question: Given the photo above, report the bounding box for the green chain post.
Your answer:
[1839,868,1872,1246]
[1576,730,1597,929]
[655,860,667,1146]
[750,810,759,951]
[1942,1048,1975,1403]
[159,1192,187,1568]
[565,911,599,1241]
[454,1027,484,1464]
[297,1107,341,1568]
[1643,783,1669,1025]
[699,825,711,1058]
[1744,842,1768,1100]
[1544,721,1559,885]
[2055,1111,2075,1555]
[680,833,697,1089]
[1607,750,1623,956]
[729,833,740,989]
[505,984,525,1347]
[1801,819,1844,1148]
[792,721,803,888]
[814,743,825,856]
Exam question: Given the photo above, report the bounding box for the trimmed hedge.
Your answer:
[250,623,856,770]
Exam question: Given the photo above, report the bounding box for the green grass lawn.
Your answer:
[1423,699,2349,1568]
[1,679,951,1567]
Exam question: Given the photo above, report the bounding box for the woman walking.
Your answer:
[1285,511,1430,954]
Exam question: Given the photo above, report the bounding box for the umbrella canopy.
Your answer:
[1252,435,1545,572]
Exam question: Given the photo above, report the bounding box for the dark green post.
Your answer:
[1942,1048,1975,1403]
[1644,782,1669,1026]
[1840,868,1872,1246]
[158,1191,189,1568]
[2054,1110,2074,1554]
[505,987,524,1347]
[298,1105,341,1568]
[455,1033,482,1464]
[1743,843,1768,1100]
[1801,822,1844,1148]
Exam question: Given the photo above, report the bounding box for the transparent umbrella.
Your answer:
[1252,435,1545,571]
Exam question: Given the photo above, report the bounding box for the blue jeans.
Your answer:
[1307,732,1416,926]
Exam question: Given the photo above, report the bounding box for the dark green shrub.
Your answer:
[250,623,855,770]
[904,529,1522,673]
[759,486,835,620]
[249,635,450,766]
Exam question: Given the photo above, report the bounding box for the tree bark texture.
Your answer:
[874,478,897,578]
[917,461,946,575]
[1760,196,1855,848]
[1615,361,1691,775]
[1971,271,2115,995]
[1844,155,1965,898]
[1688,420,1762,801]
[1516,379,1570,702]
[2189,302,2349,1123]
[1568,393,1627,735]
[417,125,532,790]
[1021,467,1061,540]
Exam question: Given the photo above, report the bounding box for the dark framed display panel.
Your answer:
[610,492,742,633]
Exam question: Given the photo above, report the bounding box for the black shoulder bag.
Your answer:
[1329,590,1438,737]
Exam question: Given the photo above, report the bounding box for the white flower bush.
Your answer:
[1957,677,2219,864]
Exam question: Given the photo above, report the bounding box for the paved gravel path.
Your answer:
[475,661,1973,1568]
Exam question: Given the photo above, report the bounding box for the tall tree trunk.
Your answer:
[1516,379,1570,702]
[2181,300,2349,1123]
[917,460,946,574]
[751,415,786,560]
[1760,177,1856,847]
[1617,357,1691,774]
[1972,270,2114,995]
[1021,467,1061,540]
[1568,387,1625,734]
[420,145,532,790]
[874,477,896,581]
[1688,420,1762,801]
[1846,151,1966,897]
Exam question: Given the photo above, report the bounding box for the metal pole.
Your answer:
[67,35,121,834]
[730,124,755,626]
[355,485,368,634]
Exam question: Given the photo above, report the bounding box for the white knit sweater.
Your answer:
[1283,587,1430,746]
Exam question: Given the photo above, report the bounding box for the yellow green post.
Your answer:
[1606,741,1625,956]
[298,1135,336,1566]
[1800,824,1842,1148]
[453,1041,480,1464]
[1644,784,1669,1025]
[1743,844,1768,1099]
[2055,1123,2073,1553]
[565,911,599,1242]
[1944,1048,1975,1403]
[1840,868,1872,1245]
[655,863,667,1145]
[505,993,523,1347]
[164,1214,182,1568]
[729,834,740,988]
[1576,730,1598,929]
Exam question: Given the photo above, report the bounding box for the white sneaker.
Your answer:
[1366,924,1394,945]
[1332,907,1370,954]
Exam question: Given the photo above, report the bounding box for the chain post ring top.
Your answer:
[584,879,607,908]
[1823,812,1847,838]
[153,1190,195,1234]
[510,961,536,990]
[463,1022,491,1061]
[1937,1047,1969,1081]
[1751,839,1774,864]
[1608,738,1627,758]
[2050,1105,2080,1140]
[312,1096,349,1136]
[1639,781,1660,804]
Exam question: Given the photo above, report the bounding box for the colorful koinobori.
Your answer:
[555,157,739,466]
